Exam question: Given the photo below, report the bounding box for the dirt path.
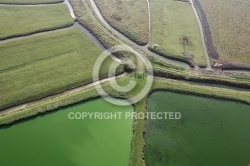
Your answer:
[190,0,212,70]
[89,0,190,69]
[145,0,151,48]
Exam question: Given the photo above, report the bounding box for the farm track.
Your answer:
[145,0,151,48]
[89,0,190,69]
[191,0,219,61]
[190,0,211,70]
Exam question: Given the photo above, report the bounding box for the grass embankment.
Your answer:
[0,27,122,111]
[70,0,140,59]
[149,56,250,89]
[153,63,250,89]
[70,0,118,49]
[194,0,250,69]
[0,0,63,4]
[149,0,206,67]
[1,76,250,165]
[0,4,74,40]
[94,0,149,45]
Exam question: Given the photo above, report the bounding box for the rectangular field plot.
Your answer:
[149,0,206,67]
[0,4,74,40]
[0,28,121,110]
[197,0,250,66]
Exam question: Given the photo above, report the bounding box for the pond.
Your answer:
[0,98,133,166]
[145,91,250,166]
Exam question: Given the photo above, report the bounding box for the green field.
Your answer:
[149,0,206,67]
[94,0,149,45]
[197,0,250,66]
[0,0,63,4]
[0,98,133,166]
[0,27,121,111]
[0,4,74,40]
[145,91,250,166]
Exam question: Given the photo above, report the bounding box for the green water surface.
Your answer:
[0,98,133,166]
[145,91,250,166]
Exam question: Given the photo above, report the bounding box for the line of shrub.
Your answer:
[153,68,250,89]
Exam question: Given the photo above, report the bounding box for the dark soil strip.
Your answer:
[219,63,250,71]
[193,0,219,59]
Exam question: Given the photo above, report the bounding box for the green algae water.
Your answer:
[0,98,133,166]
[145,92,250,166]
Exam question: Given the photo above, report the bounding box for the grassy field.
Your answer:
[94,0,149,45]
[0,0,63,4]
[0,4,74,40]
[195,0,250,67]
[0,27,122,111]
[149,0,206,67]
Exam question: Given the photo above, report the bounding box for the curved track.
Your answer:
[190,0,212,70]
[88,0,190,69]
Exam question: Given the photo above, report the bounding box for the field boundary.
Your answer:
[0,22,74,41]
[0,0,63,5]
[0,23,75,43]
